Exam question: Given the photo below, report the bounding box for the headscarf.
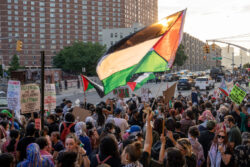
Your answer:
[199,110,215,122]
[74,122,87,138]
[17,143,54,167]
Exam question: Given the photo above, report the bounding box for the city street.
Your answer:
[56,81,221,105]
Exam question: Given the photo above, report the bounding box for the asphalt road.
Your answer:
[56,81,221,106]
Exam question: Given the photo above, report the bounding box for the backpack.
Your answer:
[96,154,112,167]
[60,122,75,143]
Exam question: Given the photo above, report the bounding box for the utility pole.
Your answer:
[232,52,235,74]
[40,51,45,129]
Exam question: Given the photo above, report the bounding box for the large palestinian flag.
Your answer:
[80,74,105,97]
[97,9,186,95]
[127,73,155,91]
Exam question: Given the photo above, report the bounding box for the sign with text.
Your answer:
[21,84,40,114]
[113,88,130,98]
[141,88,149,102]
[7,80,21,112]
[229,84,247,105]
[35,118,41,130]
[44,84,56,111]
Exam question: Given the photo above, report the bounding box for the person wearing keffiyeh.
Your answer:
[17,143,54,167]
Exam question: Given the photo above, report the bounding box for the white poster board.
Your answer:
[7,80,21,117]
[44,84,56,111]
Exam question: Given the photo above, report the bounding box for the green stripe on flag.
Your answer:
[132,50,168,74]
[86,83,94,91]
[102,65,135,95]
[134,73,155,91]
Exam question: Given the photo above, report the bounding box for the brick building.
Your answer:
[0,0,158,68]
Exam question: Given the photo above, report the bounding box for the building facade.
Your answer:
[0,0,158,67]
[102,23,144,49]
[176,33,221,71]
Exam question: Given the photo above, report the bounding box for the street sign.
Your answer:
[212,57,222,60]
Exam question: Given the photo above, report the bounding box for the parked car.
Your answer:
[0,91,7,110]
[164,73,173,82]
[177,77,193,90]
[195,76,215,90]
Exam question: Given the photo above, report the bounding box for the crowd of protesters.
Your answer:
[0,86,249,167]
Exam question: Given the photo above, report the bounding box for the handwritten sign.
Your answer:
[229,84,247,105]
[44,84,56,111]
[7,80,21,112]
[21,84,40,114]
[35,118,41,130]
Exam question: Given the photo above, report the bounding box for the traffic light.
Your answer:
[203,44,210,54]
[212,43,216,51]
[16,40,23,51]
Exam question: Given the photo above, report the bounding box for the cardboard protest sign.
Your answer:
[229,83,247,105]
[7,80,21,113]
[163,83,177,103]
[21,84,40,114]
[35,118,41,130]
[44,84,56,111]
[114,88,130,98]
[72,107,91,122]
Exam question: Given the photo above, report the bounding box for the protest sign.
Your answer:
[163,83,177,103]
[7,80,21,113]
[21,84,40,114]
[229,83,247,105]
[35,118,41,130]
[72,107,91,122]
[141,88,149,102]
[113,88,130,98]
[44,84,56,111]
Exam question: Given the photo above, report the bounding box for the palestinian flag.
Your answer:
[127,73,155,91]
[80,74,105,97]
[97,9,186,95]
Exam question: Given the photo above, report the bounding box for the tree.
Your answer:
[243,62,250,68]
[53,41,106,75]
[8,54,20,73]
[173,44,188,70]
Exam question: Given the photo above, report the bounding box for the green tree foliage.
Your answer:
[243,62,250,68]
[174,44,187,67]
[53,42,106,75]
[8,54,20,73]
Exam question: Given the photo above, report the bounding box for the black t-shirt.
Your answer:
[221,147,234,167]
[140,151,150,167]
[198,130,215,160]
[90,153,121,167]
[17,136,36,162]
[186,154,197,167]
[52,141,64,152]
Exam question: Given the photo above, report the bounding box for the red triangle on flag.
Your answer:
[127,82,137,91]
[81,74,89,92]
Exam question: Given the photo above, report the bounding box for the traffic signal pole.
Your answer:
[40,51,45,129]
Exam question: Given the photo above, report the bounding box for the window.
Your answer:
[31,34,36,38]
[59,9,63,13]
[23,28,27,32]
[82,0,87,5]
[51,40,56,44]
[7,5,11,9]
[40,24,45,28]
[14,22,19,26]
[50,8,55,12]
[40,34,45,38]
[50,19,56,23]
[8,16,12,20]
[23,17,27,21]
[14,5,18,9]
[31,18,35,22]
[31,1,35,5]
[110,33,113,38]
[23,6,27,10]
[8,27,12,31]
[14,17,18,21]
[50,14,55,17]
[39,2,45,6]
[8,22,12,26]
[40,13,45,17]
[40,18,45,22]
[51,34,56,39]
[50,3,55,7]
[31,12,35,16]
[82,5,87,9]
[50,24,56,28]
[7,0,11,3]
[31,6,35,10]
[8,11,12,14]
[23,11,27,15]
[40,8,45,12]
[40,29,45,33]
[31,28,35,33]
[24,33,28,37]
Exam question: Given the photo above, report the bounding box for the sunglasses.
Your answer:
[218,135,225,139]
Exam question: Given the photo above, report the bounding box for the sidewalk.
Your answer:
[56,86,95,98]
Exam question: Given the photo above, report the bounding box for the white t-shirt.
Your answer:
[113,117,129,136]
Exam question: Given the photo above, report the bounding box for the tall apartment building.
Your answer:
[0,0,158,68]
[176,33,221,71]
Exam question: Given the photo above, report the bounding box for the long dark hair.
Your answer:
[100,135,120,158]
[96,107,105,127]
[7,130,19,152]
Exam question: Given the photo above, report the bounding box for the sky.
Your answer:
[158,0,250,51]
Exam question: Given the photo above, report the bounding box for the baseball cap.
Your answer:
[126,125,141,133]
